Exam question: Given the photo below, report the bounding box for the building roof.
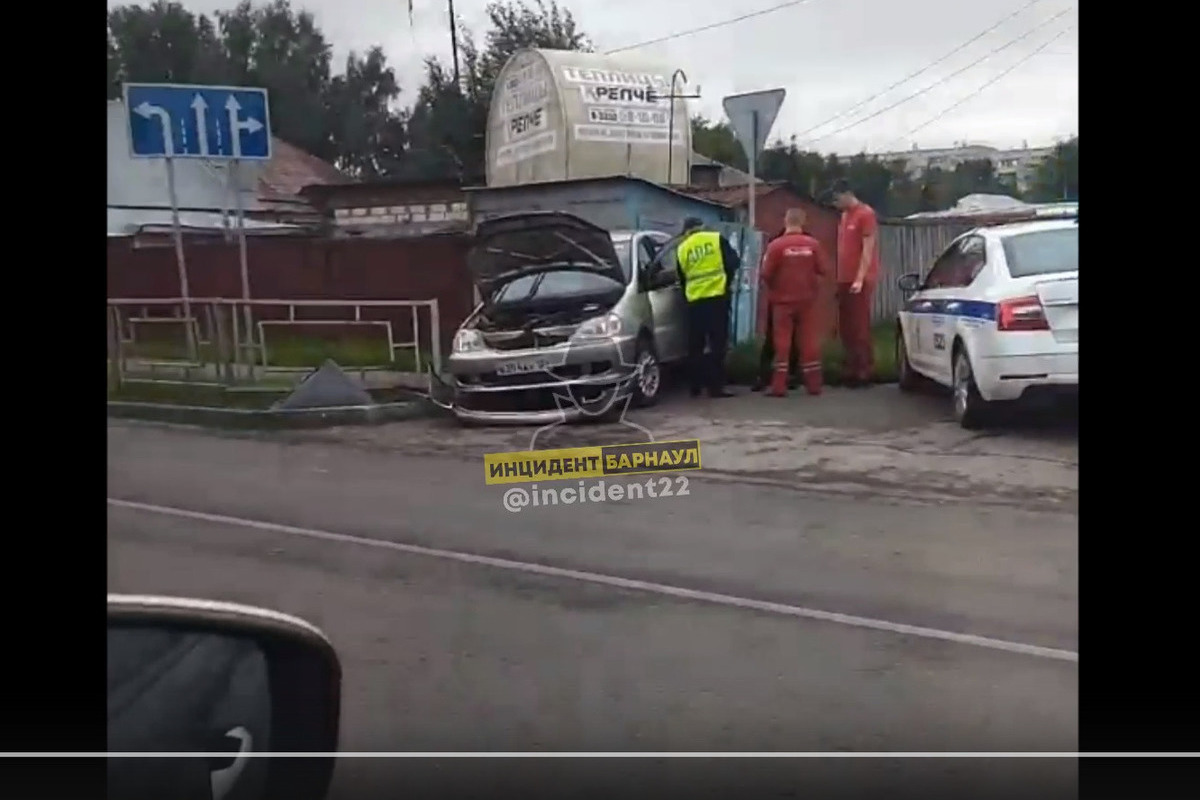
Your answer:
[107,208,302,237]
[677,181,791,206]
[257,139,346,201]
[689,152,761,188]
[463,174,731,210]
[299,176,462,204]
[904,193,1078,221]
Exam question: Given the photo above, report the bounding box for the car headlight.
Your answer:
[572,313,623,339]
[453,328,485,353]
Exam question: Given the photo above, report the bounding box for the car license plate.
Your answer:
[496,358,553,376]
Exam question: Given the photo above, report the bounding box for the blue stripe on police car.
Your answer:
[903,298,996,322]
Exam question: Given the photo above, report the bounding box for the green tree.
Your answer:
[885,160,922,218]
[325,47,408,178]
[211,1,334,158]
[843,153,894,212]
[107,1,229,97]
[406,0,590,180]
[690,116,747,172]
[757,139,828,196]
[916,167,955,212]
[106,1,405,172]
[1027,136,1078,202]
[951,158,1009,199]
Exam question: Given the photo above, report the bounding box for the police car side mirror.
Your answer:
[107,595,341,800]
[897,273,920,293]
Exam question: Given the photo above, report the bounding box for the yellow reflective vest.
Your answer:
[676,231,728,303]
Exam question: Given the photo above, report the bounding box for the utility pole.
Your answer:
[665,69,700,185]
[448,0,461,90]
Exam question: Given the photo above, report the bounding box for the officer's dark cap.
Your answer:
[681,217,704,233]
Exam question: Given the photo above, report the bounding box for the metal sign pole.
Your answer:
[221,164,233,243]
[230,159,254,350]
[747,111,758,232]
[164,152,197,362]
[126,83,272,367]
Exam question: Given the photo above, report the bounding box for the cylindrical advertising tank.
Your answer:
[485,48,693,188]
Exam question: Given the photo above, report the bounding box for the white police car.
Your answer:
[895,218,1078,428]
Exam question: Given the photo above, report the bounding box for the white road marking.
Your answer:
[107,498,1078,664]
[44,752,1196,758]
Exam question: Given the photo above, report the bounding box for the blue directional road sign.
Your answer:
[123,83,272,161]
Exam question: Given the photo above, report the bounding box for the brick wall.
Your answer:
[332,200,469,232]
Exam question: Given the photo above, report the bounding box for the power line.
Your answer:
[603,0,821,55]
[899,25,1074,141]
[793,0,1048,140]
[802,6,1072,147]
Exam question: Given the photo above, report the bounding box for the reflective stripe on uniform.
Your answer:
[801,361,822,372]
[676,231,728,303]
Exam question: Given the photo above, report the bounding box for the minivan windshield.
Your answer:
[1002,226,1078,278]
[491,269,625,305]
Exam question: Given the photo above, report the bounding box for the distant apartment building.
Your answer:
[871,141,1054,193]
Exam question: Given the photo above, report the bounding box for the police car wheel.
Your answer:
[952,348,992,430]
[896,324,922,393]
[632,340,661,408]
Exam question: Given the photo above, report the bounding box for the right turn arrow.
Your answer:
[225,95,265,159]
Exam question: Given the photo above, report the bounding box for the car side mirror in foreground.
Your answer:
[108,594,341,800]
[897,273,920,293]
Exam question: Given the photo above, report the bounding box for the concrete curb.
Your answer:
[106,396,438,430]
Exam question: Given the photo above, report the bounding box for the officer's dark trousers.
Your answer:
[686,296,730,394]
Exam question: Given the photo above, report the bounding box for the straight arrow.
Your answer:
[191,94,210,156]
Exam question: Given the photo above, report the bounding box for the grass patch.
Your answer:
[108,381,283,410]
[123,334,422,370]
[727,323,898,386]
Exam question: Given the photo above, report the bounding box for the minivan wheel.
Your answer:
[632,340,661,408]
[952,348,991,429]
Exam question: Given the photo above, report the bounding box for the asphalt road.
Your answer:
[107,419,1078,792]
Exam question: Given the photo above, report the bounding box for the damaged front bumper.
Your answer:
[429,335,640,426]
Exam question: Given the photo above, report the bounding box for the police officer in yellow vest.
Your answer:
[676,217,741,398]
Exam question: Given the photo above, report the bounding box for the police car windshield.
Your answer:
[1002,227,1079,278]
[492,269,625,304]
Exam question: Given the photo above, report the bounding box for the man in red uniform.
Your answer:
[830,179,880,387]
[759,207,829,397]
[752,227,799,392]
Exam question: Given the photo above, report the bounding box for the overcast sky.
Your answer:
[122,0,1079,154]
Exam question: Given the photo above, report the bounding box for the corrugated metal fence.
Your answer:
[872,220,974,322]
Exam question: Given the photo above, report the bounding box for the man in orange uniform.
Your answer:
[830,179,881,387]
[759,208,830,397]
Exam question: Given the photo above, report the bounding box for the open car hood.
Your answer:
[468,211,625,296]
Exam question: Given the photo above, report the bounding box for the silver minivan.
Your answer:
[436,211,689,425]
